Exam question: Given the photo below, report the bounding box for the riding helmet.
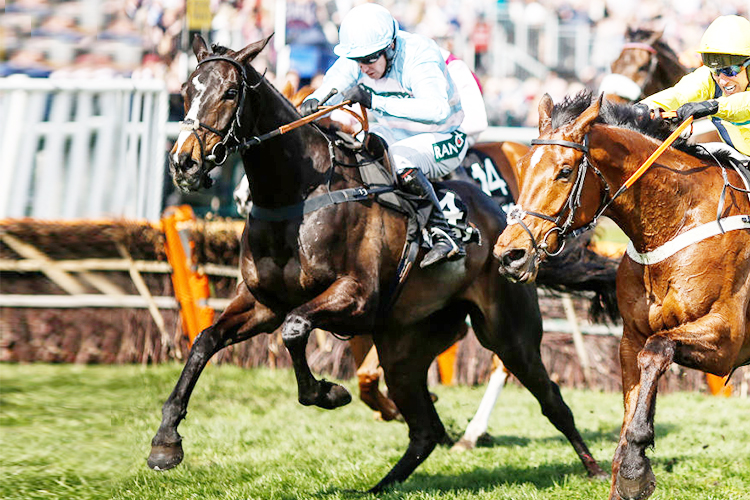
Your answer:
[334,4,399,60]
[698,15,750,69]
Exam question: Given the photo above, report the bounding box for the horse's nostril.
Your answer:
[171,152,195,172]
[502,248,526,267]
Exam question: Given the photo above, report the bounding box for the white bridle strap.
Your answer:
[626,215,750,265]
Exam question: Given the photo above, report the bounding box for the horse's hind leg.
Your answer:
[369,309,465,492]
[452,356,508,451]
[350,336,401,421]
[148,285,279,471]
[473,285,607,479]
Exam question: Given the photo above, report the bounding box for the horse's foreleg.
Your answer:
[148,286,279,471]
[613,314,738,500]
[282,277,366,410]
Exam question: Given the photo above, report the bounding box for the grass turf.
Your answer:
[1,363,748,499]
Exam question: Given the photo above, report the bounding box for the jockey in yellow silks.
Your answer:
[639,15,750,161]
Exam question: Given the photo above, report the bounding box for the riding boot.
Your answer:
[397,167,465,268]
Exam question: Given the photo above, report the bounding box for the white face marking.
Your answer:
[529,147,544,169]
[173,74,207,163]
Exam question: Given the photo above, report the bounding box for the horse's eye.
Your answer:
[638,63,650,73]
[224,89,238,100]
[556,166,573,180]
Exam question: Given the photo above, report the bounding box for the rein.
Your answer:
[509,116,693,261]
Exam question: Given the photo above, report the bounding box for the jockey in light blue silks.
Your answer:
[300,3,469,268]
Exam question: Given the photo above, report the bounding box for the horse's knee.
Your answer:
[638,336,675,372]
[281,315,312,344]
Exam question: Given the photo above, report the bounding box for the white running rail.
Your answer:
[0,77,169,221]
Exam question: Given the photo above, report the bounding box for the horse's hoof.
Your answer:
[450,438,475,452]
[615,468,656,500]
[302,379,352,409]
[147,441,184,471]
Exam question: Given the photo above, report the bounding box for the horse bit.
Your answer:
[506,135,612,261]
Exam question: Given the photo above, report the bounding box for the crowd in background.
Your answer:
[2,0,749,127]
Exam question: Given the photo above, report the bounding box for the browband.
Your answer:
[531,138,589,153]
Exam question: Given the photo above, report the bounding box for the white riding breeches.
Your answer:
[369,124,469,180]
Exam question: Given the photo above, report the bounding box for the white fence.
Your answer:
[0,77,168,221]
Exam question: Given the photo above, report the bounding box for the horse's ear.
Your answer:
[569,93,602,142]
[235,33,275,64]
[538,94,554,135]
[192,34,210,62]
[646,28,664,45]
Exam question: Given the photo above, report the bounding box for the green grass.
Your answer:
[1,364,748,500]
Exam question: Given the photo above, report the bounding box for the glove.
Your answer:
[342,84,372,109]
[299,98,320,117]
[633,102,652,123]
[676,100,719,121]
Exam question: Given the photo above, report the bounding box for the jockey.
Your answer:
[299,3,468,268]
[637,15,750,164]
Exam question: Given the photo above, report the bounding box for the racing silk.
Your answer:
[308,30,464,141]
[642,66,750,156]
[442,49,488,145]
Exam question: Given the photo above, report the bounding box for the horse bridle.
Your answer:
[621,42,659,101]
[507,135,612,260]
[179,55,254,171]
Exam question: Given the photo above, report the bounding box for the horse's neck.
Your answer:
[240,83,333,208]
[594,128,701,251]
[653,46,687,90]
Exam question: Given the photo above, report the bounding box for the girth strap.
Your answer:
[250,185,395,221]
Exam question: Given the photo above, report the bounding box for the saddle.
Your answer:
[333,130,481,312]
[333,131,480,247]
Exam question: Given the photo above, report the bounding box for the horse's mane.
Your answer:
[550,90,732,165]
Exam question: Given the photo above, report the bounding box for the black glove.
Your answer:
[299,98,320,117]
[633,102,652,123]
[676,100,719,121]
[342,84,372,109]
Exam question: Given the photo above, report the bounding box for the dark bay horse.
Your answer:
[148,35,608,492]
[253,82,620,429]
[600,27,686,104]
[493,91,750,500]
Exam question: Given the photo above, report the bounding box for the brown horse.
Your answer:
[493,91,750,500]
[600,27,687,104]
[148,35,608,492]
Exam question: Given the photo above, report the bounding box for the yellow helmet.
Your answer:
[698,16,750,67]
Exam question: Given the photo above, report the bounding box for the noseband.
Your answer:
[507,135,611,260]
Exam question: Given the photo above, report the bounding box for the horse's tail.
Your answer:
[535,233,620,323]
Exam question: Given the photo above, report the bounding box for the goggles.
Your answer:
[702,53,750,76]
[352,48,387,65]
[710,59,750,77]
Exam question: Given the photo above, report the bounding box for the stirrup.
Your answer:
[421,228,465,268]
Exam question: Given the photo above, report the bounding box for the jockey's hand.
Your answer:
[633,103,652,124]
[299,98,320,117]
[342,84,372,109]
[676,100,719,121]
